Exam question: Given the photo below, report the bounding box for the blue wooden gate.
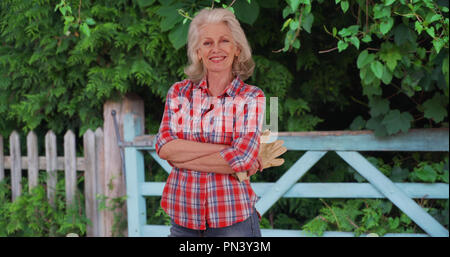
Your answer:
[121,113,449,237]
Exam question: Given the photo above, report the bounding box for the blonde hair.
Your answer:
[184,8,255,83]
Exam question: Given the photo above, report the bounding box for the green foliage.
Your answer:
[0,176,88,237]
[301,154,449,236]
[278,0,449,136]
[0,0,186,136]
[1,0,448,237]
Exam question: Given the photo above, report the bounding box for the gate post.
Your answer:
[103,93,145,236]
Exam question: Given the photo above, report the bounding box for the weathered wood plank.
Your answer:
[140,182,449,199]
[64,130,77,207]
[95,127,105,237]
[45,130,57,206]
[337,151,449,237]
[3,156,85,171]
[255,151,327,216]
[27,131,39,191]
[84,129,99,237]
[277,128,449,151]
[10,131,22,201]
[129,128,449,152]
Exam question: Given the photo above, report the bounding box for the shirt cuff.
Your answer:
[154,131,178,156]
[219,147,251,173]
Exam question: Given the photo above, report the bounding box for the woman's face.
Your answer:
[197,22,240,75]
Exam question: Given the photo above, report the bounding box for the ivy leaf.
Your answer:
[340,0,349,13]
[379,42,402,71]
[380,17,394,35]
[233,0,260,25]
[288,0,301,12]
[301,12,314,33]
[422,93,448,123]
[369,96,390,117]
[337,40,348,52]
[348,36,360,49]
[366,116,388,137]
[357,50,375,68]
[381,109,413,134]
[390,166,409,182]
[80,23,90,37]
[413,164,437,183]
[370,61,384,79]
[168,22,189,50]
[394,24,415,46]
[137,0,155,8]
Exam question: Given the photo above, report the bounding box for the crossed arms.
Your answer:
[158,139,260,175]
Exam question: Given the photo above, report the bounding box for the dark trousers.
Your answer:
[169,209,262,237]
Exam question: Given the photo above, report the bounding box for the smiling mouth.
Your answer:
[209,56,226,63]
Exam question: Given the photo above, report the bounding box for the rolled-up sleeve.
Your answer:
[155,84,180,157]
[220,89,265,172]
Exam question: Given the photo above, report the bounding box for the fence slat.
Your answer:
[10,131,22,201]
[64,130,77,207]
[84,129,99,237]
[0,135,4,182]
[27,131,39,191]
[95,127,105,237]
[45,130,57,206]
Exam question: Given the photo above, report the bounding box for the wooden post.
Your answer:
[45,130,57,206]
[102,93,145,237]
[84,129,100,236]
[64,130,77,207]
[95,127,105,236]
[10,131,22,201]
[27,131,39,191]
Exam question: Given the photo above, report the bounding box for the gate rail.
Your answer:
[121,113,449,237]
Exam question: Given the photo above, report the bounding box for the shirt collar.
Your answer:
[194,75,243,97]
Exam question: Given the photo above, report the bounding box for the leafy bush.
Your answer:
[0,176,88,237]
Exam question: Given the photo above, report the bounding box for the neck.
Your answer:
[206,71,234,96]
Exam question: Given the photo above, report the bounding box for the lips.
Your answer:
[209,56,226,63]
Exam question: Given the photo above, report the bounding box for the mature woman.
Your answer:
[155,8,279,237]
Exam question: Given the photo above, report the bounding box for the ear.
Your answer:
[235,46,241,58]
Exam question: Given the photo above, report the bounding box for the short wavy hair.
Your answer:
[184,8,255,83]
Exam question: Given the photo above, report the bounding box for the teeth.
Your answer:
[210,57,225,60]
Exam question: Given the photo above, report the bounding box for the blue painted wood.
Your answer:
[123,114,147,237]
[140,225,428,237]
[148,151,172,174]
[275,128,449,151]
[131,128,449,152]
[122,129,449,237]
[255,151,327,215]
[140,182,449,199]
[336,151,449,237]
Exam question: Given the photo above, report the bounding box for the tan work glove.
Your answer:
[234,130,287,182]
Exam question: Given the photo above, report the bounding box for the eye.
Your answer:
[222,39,230,43]
[203,41,211,46]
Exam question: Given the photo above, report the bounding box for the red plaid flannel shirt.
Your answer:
[155,76,265,230]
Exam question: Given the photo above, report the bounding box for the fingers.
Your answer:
[269,140,284,150]
[257,156,263,171]
[235,172,248,182]
[262,158,285,169]
[272,146,287,158]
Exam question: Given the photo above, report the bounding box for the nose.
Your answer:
[211,42,221,53]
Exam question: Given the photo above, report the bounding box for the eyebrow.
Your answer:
[202,35,231,40]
